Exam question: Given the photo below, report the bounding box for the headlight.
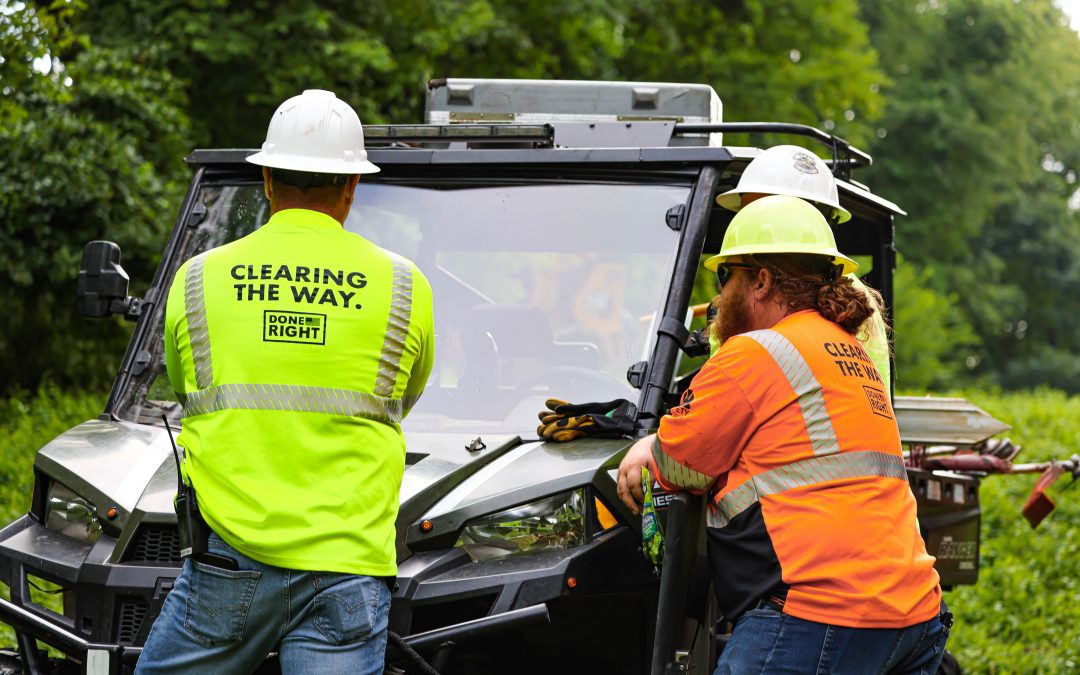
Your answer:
[45,481,102,544]
[455,490,585,562]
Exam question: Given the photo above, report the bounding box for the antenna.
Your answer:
[161,414,184,493]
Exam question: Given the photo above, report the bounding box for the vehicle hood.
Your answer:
[35,419,630,537]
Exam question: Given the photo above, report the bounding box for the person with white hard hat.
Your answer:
[714,144,893,391]
[137,90,435,675]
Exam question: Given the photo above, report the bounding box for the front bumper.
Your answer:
[0,514,656,674]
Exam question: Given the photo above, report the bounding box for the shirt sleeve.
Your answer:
[163,263,189,398]
[648,343,758,494]
[402,267,435,417]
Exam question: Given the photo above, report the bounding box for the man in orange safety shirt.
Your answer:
[617,195,951,674]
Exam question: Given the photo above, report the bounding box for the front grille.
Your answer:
[115,597,148,645]
[123,524,181,565]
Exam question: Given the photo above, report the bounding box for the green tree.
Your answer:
[860,0,1080,391]
[78,0,641,148]
[892,259,980,390]
[0,2,191,389]
[4,0,897,392]
[618,0,886,147]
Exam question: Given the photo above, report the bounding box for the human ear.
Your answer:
[262,167,273,201]
[754,266,773,300]
[343,175,361,209]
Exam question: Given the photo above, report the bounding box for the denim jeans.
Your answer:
[714,600,951,675]
[136,532,390,675]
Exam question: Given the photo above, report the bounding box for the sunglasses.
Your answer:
[715,263,760,287]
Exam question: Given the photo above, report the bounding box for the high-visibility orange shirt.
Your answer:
[649,309,940,628]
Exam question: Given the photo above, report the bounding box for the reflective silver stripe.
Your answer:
[182,383,404,423]
[374,256,414,397]
[184,253,213,389]
[651,436,716,491]
[743,329,840,457]
[401,393,422,416]
[705,450,907,528]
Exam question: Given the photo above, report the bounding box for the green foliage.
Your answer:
[79,0,648,148]
[893,258,980,390]
[1,2,192,390]
[861,0,1080,391]
[931,388,1080,673]
[619,0,885,148]
[0,384,101,652]
[0,384,102,519]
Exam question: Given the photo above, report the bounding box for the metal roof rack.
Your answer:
[187,121,872,182]
[364,124,554,147]
[673,122,871,179]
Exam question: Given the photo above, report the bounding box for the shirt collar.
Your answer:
[265,208,344,231]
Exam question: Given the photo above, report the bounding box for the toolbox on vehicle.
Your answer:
[908,468,981,587]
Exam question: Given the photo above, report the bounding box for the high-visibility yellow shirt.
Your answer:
[849,275,891,392]
[164,208,435,576]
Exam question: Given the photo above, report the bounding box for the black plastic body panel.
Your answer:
[908,468,981,587]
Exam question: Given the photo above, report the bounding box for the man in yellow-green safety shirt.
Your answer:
[138,90,434,675]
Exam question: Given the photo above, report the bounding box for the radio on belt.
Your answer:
[161,414,237,570]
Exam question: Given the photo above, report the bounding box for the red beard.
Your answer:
[711,284,754,346]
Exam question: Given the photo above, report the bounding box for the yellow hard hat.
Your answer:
[703,195,858,274]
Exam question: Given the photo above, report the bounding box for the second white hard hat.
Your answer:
[716,145,850,223]
[246,89,380,175]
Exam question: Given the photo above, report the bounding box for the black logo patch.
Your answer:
[792,151,820,174]
[862,385,893,419]
[263,310,326,345]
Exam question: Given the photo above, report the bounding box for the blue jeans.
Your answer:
[136,532,390,674]
[714,601,951,675]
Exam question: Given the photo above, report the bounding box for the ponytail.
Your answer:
[815,277,875,334]
[748,254,883,337]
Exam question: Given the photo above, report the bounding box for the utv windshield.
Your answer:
[119,177,688,433]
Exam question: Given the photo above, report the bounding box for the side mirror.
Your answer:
[77,241,141,319]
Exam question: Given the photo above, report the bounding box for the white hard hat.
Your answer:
[246,89,380,175]
[716,145,850,223]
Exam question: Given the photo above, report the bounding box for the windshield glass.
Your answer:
[119,177,688,433]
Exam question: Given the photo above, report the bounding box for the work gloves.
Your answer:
[536,398,637,442]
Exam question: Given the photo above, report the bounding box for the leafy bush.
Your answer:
[893,260,981,391]
[0,5,190,392]
[0,384,102,522]
[0,386,1078,668]
[0,384,103,652]
[927,388,1080,673]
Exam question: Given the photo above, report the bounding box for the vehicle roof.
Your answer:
[185,146,905,218]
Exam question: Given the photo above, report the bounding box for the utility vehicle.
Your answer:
[0,79,1048,674]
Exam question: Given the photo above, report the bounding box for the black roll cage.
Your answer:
[105,146,900,430]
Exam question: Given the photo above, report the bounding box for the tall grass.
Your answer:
[932,388,1080,673]
[0,385,103,520]
[0,386,1077,670]
[0,385,103,653]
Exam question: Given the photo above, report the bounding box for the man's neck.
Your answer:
[270,202,346,225]
[750,302,796,332]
